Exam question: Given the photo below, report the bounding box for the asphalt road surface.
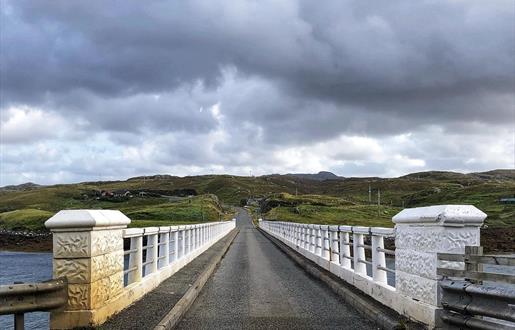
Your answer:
[177,209,377,330]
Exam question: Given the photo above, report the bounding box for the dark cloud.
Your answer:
[0,0,514,185]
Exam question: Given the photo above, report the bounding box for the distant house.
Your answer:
[113,190,132,197]
[101,190,114,197]
[499,196,515,204]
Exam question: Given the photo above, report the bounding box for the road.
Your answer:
[177,209,376,329]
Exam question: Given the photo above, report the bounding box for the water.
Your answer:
[0,251,52,330]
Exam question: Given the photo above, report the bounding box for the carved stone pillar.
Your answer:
[45,210,130,329]
[393,205,486,325]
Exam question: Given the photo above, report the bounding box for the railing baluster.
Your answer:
[339,226,352,268]
[150,231,158,274]
[353,227,367,275]
[128,231,143,284]
[371,229,387,284]
[330,226,339,263]
[315,225,322,256]
[322,225,330,260]
[159,227,170,268]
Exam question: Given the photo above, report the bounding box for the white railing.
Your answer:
[44,210,236,329]
[259,204,488,328]
[261,221,395,286]
[122,221,235,286]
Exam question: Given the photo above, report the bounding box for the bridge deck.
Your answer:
[177,209,375,329]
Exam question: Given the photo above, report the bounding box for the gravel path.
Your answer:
[177,209,377,330]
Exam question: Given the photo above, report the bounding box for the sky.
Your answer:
[1,0,514,186]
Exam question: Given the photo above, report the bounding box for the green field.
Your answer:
[0,193,234,231]
[0,209,54,231]
[0,169,514,232]
[262,193,401,227]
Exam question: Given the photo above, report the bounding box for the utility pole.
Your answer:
[368,185,371,204]
[377,188,381,216]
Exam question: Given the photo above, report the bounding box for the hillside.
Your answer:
[0,193,232,231]
[0,169,514,233]
[285,171,342,181]
[258,193,401,228]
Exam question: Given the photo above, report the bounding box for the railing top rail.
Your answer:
[123,220,233,238]
[370,227,395,236]
[123,228,144,237]
[352,226,370,234]
[339,225,353,232]
[159,226,172,233]
[143,227,159,234]
[260,220,396,236]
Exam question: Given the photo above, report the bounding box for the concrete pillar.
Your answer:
[180,226,186,258]
[309,225,315,253]
[329,226,339,263]
[353,227,368,275]
[158,228,170,268]
[339,226,352,269]
[315,225,322,256]
[322,225,330,260]
[393,205,486,325]
[146,228,159,274]
[195,226,199,249]
[173,229,179,262]
[370,228,389,284]
[126,230,143,284]
[302,225,308,249]
[186,226,191,254]
[45,210,130,329]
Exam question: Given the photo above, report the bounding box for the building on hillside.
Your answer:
[499,196,515,204]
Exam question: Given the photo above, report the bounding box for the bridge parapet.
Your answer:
[259,204,486,328]
[45,210,235,329]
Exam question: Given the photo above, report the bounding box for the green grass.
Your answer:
[263,194,401,227]
[0,209,54,231]
[0,194,234,232]
[1,170,513,231]
[123,195,231,227]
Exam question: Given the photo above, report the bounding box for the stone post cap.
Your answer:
[45,209,131,229]
[392,205,486,227]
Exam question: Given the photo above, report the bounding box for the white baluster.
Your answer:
[353,227,367,275]
[339,226,352,269]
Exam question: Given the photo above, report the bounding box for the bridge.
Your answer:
[1,205,514,329]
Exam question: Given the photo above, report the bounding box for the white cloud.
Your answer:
[0,106,67,144]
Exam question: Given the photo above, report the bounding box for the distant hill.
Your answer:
[0,169,513,230]
[0,182,42,192]
[285,171,342,181]
[471,169,515,180]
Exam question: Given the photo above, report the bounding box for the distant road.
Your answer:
[177,209,375,329]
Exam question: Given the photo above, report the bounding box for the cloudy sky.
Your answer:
[1,0,514,185]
